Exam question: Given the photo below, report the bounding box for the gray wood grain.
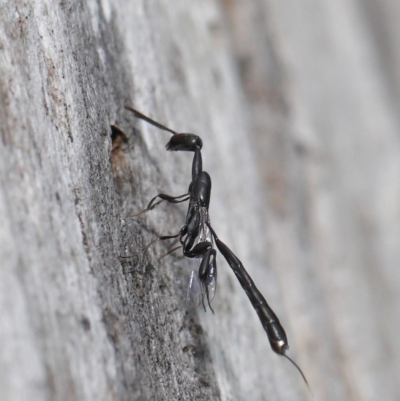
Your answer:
[1,1,399,401]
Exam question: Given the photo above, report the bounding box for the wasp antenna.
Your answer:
[125,105,178,135]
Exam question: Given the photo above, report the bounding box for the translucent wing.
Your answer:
[187,269,203,307]
[186,206,217,310]
[186,258,217,311]
[201,255,217,311]
[197,207,213,244]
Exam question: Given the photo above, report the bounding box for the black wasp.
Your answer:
[123,106,309,387]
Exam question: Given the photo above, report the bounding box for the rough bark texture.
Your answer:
[1,1,399,401]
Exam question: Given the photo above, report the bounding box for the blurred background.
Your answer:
[220,1,400,400]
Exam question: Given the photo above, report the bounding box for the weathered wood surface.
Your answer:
[1,1,399,401]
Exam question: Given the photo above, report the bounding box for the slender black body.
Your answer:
[207,225,288,353]
[207,224,309,386]
[124,106,308,387]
